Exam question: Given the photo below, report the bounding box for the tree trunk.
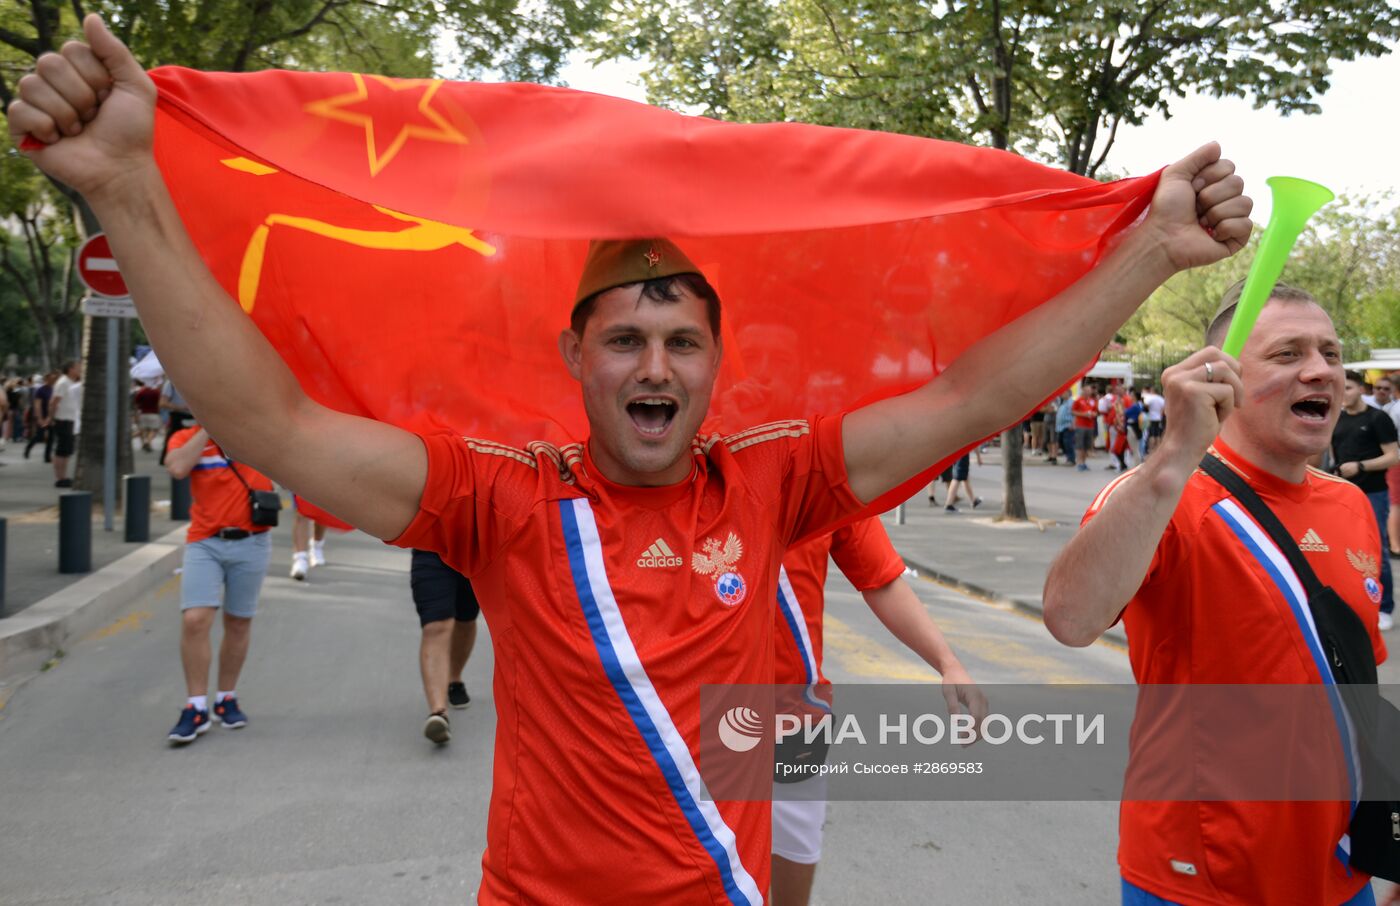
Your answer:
[1000,425,1028,520]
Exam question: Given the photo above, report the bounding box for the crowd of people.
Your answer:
[1018,382,1168,472]
[0,365,82,485]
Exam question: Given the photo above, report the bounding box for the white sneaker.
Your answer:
[1380,612,1394,632]
[290,554,309,581]
[310,542,326,569]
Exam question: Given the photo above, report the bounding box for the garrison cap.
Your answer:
[1211,278,1318,324]
[574,238,703,308]
[1212,279,1248,323]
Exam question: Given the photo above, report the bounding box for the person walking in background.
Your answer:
[163,423,275,744]
[133,380,162,452]
[1,377,24,449]
[158,379,193,466]
[1056,393,1077,466]
[50,360,81,487]
[1098,382,1121,470]
[1377,375,1400,562]
[1333,370,1399,630]
[1039,397,1059,464]
[288,499,331,581]
[409,549,478,744]
[942,452,981,513]
[1140,384,1165,456]
[25,371,55,462]
[1122,389,1145,467]
[1072,386,1098,471]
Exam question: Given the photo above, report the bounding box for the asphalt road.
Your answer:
[0,527,1153,905]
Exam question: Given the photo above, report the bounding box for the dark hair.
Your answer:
[60,360,77,373]
[1344,370,1366,386]
[1205,281,1318,348]
[571,274,722,339]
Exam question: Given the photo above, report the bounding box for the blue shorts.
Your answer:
[939,454,971,482]
[1122,877,1375,905]
[180,533,272,618]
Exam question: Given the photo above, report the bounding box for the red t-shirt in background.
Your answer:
[775,516,907,692]
[133,385,160,415]
[168,426,275,544]
[1072,396,1097,430]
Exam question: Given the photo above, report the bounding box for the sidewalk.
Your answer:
[881,445,1132,635]
[0,438,174,618]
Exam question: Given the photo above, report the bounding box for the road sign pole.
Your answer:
[104,316,118,532]
[77,233,133,535]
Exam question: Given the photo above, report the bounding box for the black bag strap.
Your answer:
[224,457,261,496]
[1198,453,1327,598]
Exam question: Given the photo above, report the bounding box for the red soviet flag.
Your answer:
[147,67,1158,512]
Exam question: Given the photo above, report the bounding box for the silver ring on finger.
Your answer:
[1204,362,1214,384]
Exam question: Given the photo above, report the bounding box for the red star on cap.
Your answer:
[644,246,662,268]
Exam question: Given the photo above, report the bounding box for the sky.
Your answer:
[558,48,1399,224]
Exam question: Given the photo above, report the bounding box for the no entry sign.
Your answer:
[77,233,128,298]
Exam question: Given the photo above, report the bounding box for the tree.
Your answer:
[1,0,598,502]
[594,0,1400,518]
[1122,194,1400,355]
[0,134,83,371]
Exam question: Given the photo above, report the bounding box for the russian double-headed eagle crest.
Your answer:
[692,533,748,606]
[1347,549,1380,580]
[1347,549,1383,605]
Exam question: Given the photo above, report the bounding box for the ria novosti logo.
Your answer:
[717,706,765,752]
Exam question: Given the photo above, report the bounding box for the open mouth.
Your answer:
[626,398,679,437]
[1290,398,1330,421]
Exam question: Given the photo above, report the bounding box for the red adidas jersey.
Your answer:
[392,416,866,905]
[775,517,906,689]
[168,426,274,544]
[1084,438,1388,906]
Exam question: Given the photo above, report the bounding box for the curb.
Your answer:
[0,526,186,681]
[900,555,1129,647]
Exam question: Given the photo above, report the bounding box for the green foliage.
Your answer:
[1122,194,1400,349]
[595,0,1400,173]
[73,0,597,78]
[0,127,84,370]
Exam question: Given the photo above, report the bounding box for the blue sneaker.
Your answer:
[213,696,248,729]
[168,705,211,744]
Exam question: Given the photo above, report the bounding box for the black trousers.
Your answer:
[25,424,52,461]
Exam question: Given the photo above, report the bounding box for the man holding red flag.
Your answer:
[9,16,1251,904]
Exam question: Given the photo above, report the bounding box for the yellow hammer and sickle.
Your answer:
[222,158,496,313]
[237,205,497,313]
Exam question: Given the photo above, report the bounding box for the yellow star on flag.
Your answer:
[305,74,468,177]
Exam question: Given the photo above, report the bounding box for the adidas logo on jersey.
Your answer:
[1298,528,1329,552]
[637,538,683,568]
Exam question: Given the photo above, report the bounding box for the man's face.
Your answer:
[1231,301,1344,460]
[67,363,81,380]
[1343,378,1365,410]
[559,283,720,486]
[1375,379,1394,406]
